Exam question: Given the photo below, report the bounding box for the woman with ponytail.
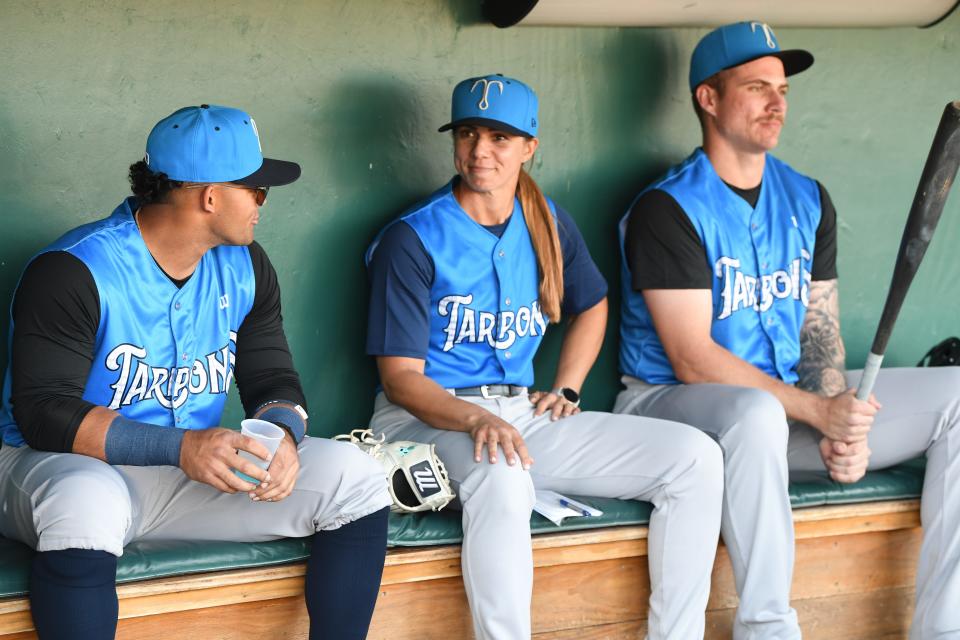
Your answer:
[365,75,724,640]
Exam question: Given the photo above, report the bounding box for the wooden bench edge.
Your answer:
[0,498,922,634]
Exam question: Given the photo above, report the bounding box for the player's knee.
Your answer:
[458,462,534,521]
[33,466,131,555]
[300,440,389,513]
[723,388,789,452]
[669,426,725,495]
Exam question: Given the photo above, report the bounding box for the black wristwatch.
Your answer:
[551,387,581,407]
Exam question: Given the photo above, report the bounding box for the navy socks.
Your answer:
[29,510,389,640]
[30,549,118,640]
[305,506,390,640]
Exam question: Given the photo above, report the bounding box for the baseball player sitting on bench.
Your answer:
[615,21,960,639]
[0,105,392,640]
[365,74,725,640]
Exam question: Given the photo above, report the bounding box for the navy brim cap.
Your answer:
[724,49,814,81]
[146,105,302,186]
[689,22,814,91]
[691,49,814,90]
[233,157,301,187]
[438,117,532,138]
[440,75,539,138]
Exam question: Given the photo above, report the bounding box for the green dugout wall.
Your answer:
[1,1,958,435]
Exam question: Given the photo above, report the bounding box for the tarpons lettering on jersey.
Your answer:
[715,250,811,320]
[438,294,548,352]
[106,331,238,409]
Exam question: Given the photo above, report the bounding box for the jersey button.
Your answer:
[505,298,511,306]
[182,353,189,361]
[751,223,758,230]
[504,351,512,359]
[174,302,182,310]
[767,317,774,326]
[498,250,505,258]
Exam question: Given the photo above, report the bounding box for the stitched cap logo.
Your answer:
[470,78,505,111]
[750,22,777,49]
[249,118,262,153]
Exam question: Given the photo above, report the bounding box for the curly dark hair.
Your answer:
[128,160,183,205]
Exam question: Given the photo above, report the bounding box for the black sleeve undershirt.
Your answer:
[10,242,305,453]
[812,183,838,280]
[624,181,838,291]
[233,242,307,416]
[10,251,101,451]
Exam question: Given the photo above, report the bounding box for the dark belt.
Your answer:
[452,384,528,399]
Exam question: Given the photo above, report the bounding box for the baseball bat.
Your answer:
[856,100,960,401]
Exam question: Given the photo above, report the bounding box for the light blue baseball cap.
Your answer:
[689,21,813,92]
[145,104,300,186]
[438,74,539,137]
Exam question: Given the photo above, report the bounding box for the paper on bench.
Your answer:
[533,489,603,526]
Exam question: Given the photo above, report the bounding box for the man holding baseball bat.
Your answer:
[615,21,960,639]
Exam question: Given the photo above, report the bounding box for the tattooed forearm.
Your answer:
[797,279,846,397]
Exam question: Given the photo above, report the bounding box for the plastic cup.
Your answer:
[235,419,285,484]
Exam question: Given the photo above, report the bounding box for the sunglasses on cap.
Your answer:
[183,182,270,206]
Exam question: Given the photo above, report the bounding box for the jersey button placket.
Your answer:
[492,240,510,373]
[170,290,194,428]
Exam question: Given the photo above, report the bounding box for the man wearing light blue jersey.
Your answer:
[615,21,960,639]
[0,105,391,640]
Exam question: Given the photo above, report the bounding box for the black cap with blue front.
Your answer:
[145,104,301,187]
[689,22,814,92]
[439,74,539,138]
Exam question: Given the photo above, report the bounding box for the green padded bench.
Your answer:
[0,460,925,600]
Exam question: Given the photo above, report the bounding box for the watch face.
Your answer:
[560,388,580,404]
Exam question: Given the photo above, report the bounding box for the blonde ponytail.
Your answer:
[517,168,563,323]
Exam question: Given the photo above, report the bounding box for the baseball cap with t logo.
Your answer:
[144,104,300,186]
[689,21,814,91]
[438,74,539,138]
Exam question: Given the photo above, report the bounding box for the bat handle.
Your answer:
[856,352,884,402]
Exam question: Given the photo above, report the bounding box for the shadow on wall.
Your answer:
[296,76,441,435]
[447,0,485,25]
[534,27,683,410]
[0,106,60,369]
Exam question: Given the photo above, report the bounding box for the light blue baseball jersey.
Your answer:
[0,197,256,446]
[366,181,551,389]
[619,149,822,384]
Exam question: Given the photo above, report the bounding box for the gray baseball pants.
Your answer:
[370,391,725,640]
[614,366,960,640]
[0,436,392,557]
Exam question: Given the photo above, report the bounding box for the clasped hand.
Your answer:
[819,437,871,484]
[818,388,881,443]
[180,427,300,501]
[816,389,881,483]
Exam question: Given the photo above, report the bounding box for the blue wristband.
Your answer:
[104,415,185,467]
[257,404,307,443]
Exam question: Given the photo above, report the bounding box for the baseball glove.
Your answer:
[334,429,456,513]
